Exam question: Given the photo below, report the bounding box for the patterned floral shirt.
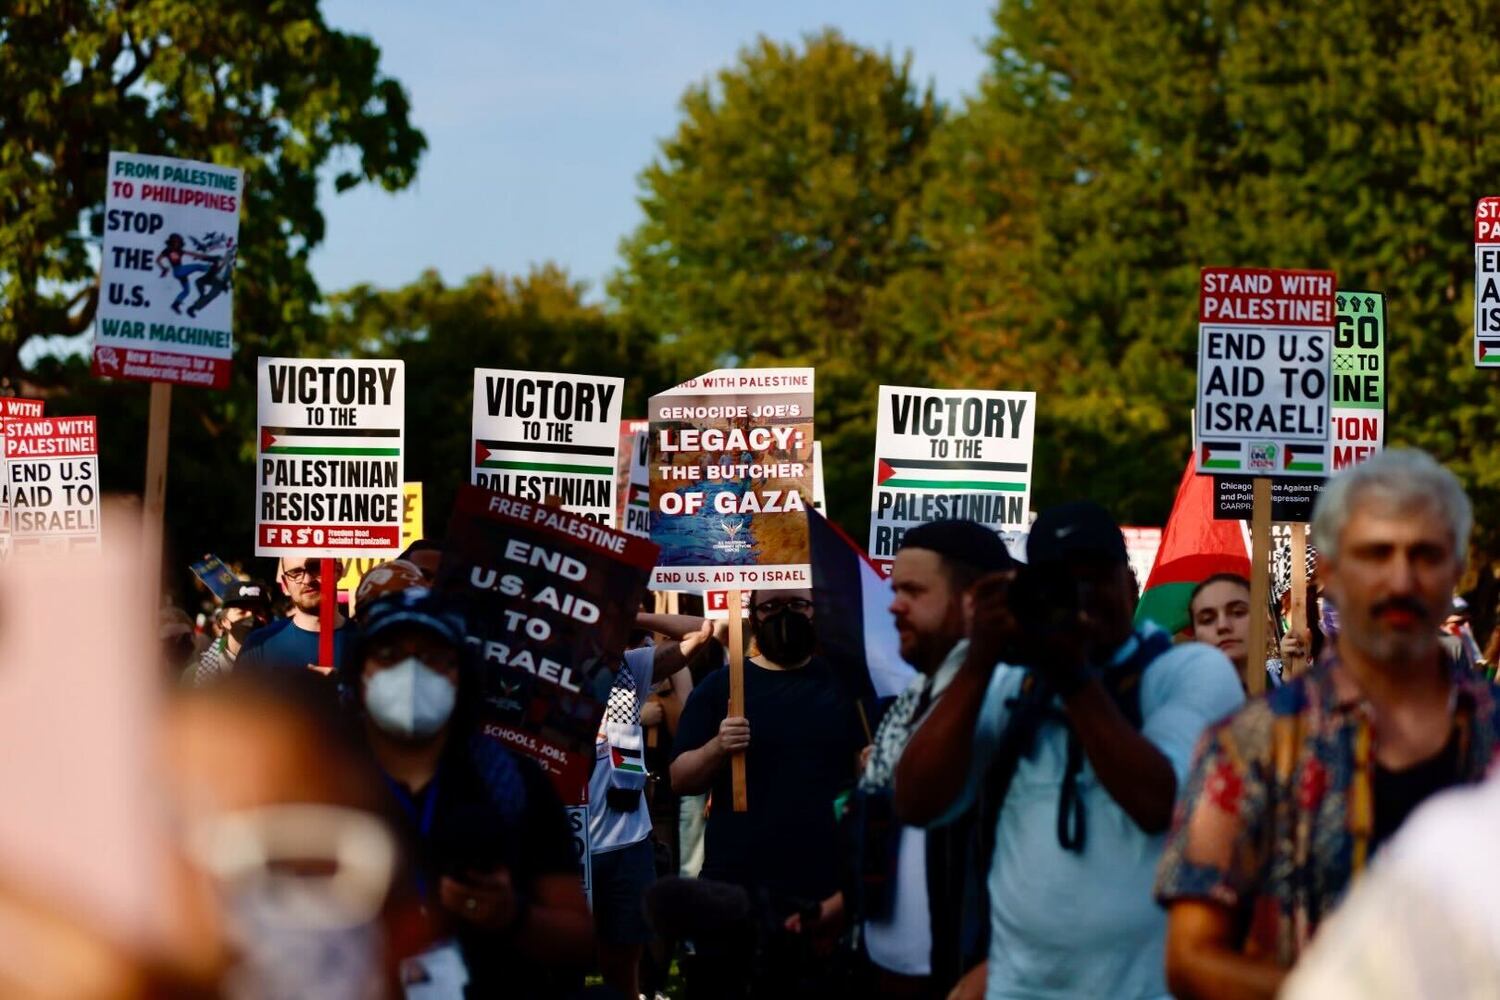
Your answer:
[1155,651,1500,966]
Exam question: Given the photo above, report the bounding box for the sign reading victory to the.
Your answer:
[868,386,1035,575]
[1195,267,1336,477]
[94,152,242,389]
[649,368,814,592]
[472,370,624,526]
[255,358,405,558]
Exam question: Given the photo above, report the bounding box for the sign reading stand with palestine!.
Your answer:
[255,359,405,558]
[649,368,814,592]
[1212,291,1386,522]
[94,152,242,389]
[1476,197,1500,366]
[1196,267,1336,478]
[472,370,624,526]
[868,386,1035,575]
[5,416,101,556]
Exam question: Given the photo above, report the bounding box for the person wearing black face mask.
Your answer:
[189,580,272,686]
[669,588,867,997]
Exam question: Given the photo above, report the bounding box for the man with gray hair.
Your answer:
[1157,450,1500,999]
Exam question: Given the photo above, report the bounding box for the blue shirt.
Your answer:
[934,627,1244,1000]
[237,617,353,676]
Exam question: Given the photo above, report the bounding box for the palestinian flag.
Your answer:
[808,506,916,701]
[1284,444,1325,473]
[874,457,1027,492]
[1479,342,1500,365]
[610,743,646,774]
[1135,456,1252,635]
[473,439,613,476]
[628,485,649,510]
[259,426,399,457]
[1199,441,1241,471]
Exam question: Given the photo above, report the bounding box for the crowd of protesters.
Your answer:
[6,446,1500,999]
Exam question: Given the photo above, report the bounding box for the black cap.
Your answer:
[358,588,467,650]
[223,580,271,611]
[898,519,1016,574]
[1027,501,1127,567]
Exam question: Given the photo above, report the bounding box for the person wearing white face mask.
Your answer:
[346,589,594,998]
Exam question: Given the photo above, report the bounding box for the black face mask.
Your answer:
[228,616,259,645]
[755,610,816,665]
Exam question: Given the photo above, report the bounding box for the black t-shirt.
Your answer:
[1372,727,1462,853]
[672,656,864,904]
[384,735,578,999]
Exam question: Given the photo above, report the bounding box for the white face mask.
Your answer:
[363,657,456,739]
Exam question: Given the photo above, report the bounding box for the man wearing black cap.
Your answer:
[855,520,1015,998]
[894,502,1243,999]
[189,579,272,686]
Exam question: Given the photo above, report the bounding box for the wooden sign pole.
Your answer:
[318,557,337,669]
[1288,522,1309,678]
[142,383,172,605]
[1245,478,1272,696]
[725,588,748,811]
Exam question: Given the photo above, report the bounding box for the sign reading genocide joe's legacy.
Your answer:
[255,358,405,558]
[93,152,243,389]
[1195,267,1336,478]
[1213,291,1387,522]
[472,369,624,526]
[868,385,1035,576]
[648,368,815,592]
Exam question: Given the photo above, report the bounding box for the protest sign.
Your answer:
[1196,267,1336,477]
[93,152,242,390]
[622,430,651,540]
[614,419,648,526]
[255,358,405,558]
[472,370,624,526]
[566,805,592,905]
[189,555,240,601]
[1477,197,1500,366]
[1122,527,1162,590]
[437,487,659,799]
[648,368,815,592]
[0,398,45,557]
[867,385,1036,575]
[336,482,425,597]
[5,416,101,555]
[1213,291,1386,522]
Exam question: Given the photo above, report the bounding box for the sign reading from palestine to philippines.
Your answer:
[93,152,243,389]
[255,359,405,558]
[436,487,659,798]
[472,370,624,526]
[1195,267,1336,478]
[649,368,814,592]
[1212,291,1387,522]
[868,386,1035,575]
[1476,197,1500,366]
[5,416,101,555]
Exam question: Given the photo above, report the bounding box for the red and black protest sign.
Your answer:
[436,486,660,800]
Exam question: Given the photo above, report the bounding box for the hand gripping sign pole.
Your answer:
[725,589,748,811]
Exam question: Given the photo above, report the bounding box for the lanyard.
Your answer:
[384,773,442,897]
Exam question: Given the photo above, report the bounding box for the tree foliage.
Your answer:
[612,29,943,532]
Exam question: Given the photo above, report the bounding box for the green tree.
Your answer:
[612,29,943,534]
[937,0,1500,547]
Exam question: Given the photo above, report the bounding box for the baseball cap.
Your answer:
[898,519,1016,575]
[1027,501,1127,567]
[355,559,427,611]
[358,589,467,650]
[223,580,271,611]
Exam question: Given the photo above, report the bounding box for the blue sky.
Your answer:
[310,1,995,300]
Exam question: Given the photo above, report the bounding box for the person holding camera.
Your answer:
[343,589,594,998]
[894,502,1244,999]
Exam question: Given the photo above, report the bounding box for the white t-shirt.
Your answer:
[864,824,932,975]
[589,645,654,854]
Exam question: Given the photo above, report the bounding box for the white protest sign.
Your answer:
[471,369,624,525]
[1195,267,1336,477]
[867,386,1036,575]
[812,440,827,513]
[1331,291,1387,470]
[6,416,101,556]
[622,429,652,540]
[93,152,242,389]
[255,358,405,558]
[1476,197,1500,367]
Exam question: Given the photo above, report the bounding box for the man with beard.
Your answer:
[670,587,866,996]
[1158,450,1500,998]
[856,521,1015,998]
[238,556,353,678]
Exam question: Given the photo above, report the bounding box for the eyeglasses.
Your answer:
[754,598,812,617]
[282,562,342,583]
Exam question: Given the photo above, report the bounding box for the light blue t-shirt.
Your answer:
[940,628,1244,1000]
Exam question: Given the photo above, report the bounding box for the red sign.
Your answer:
[1199,267,1337,328]
[92,346,231,389]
